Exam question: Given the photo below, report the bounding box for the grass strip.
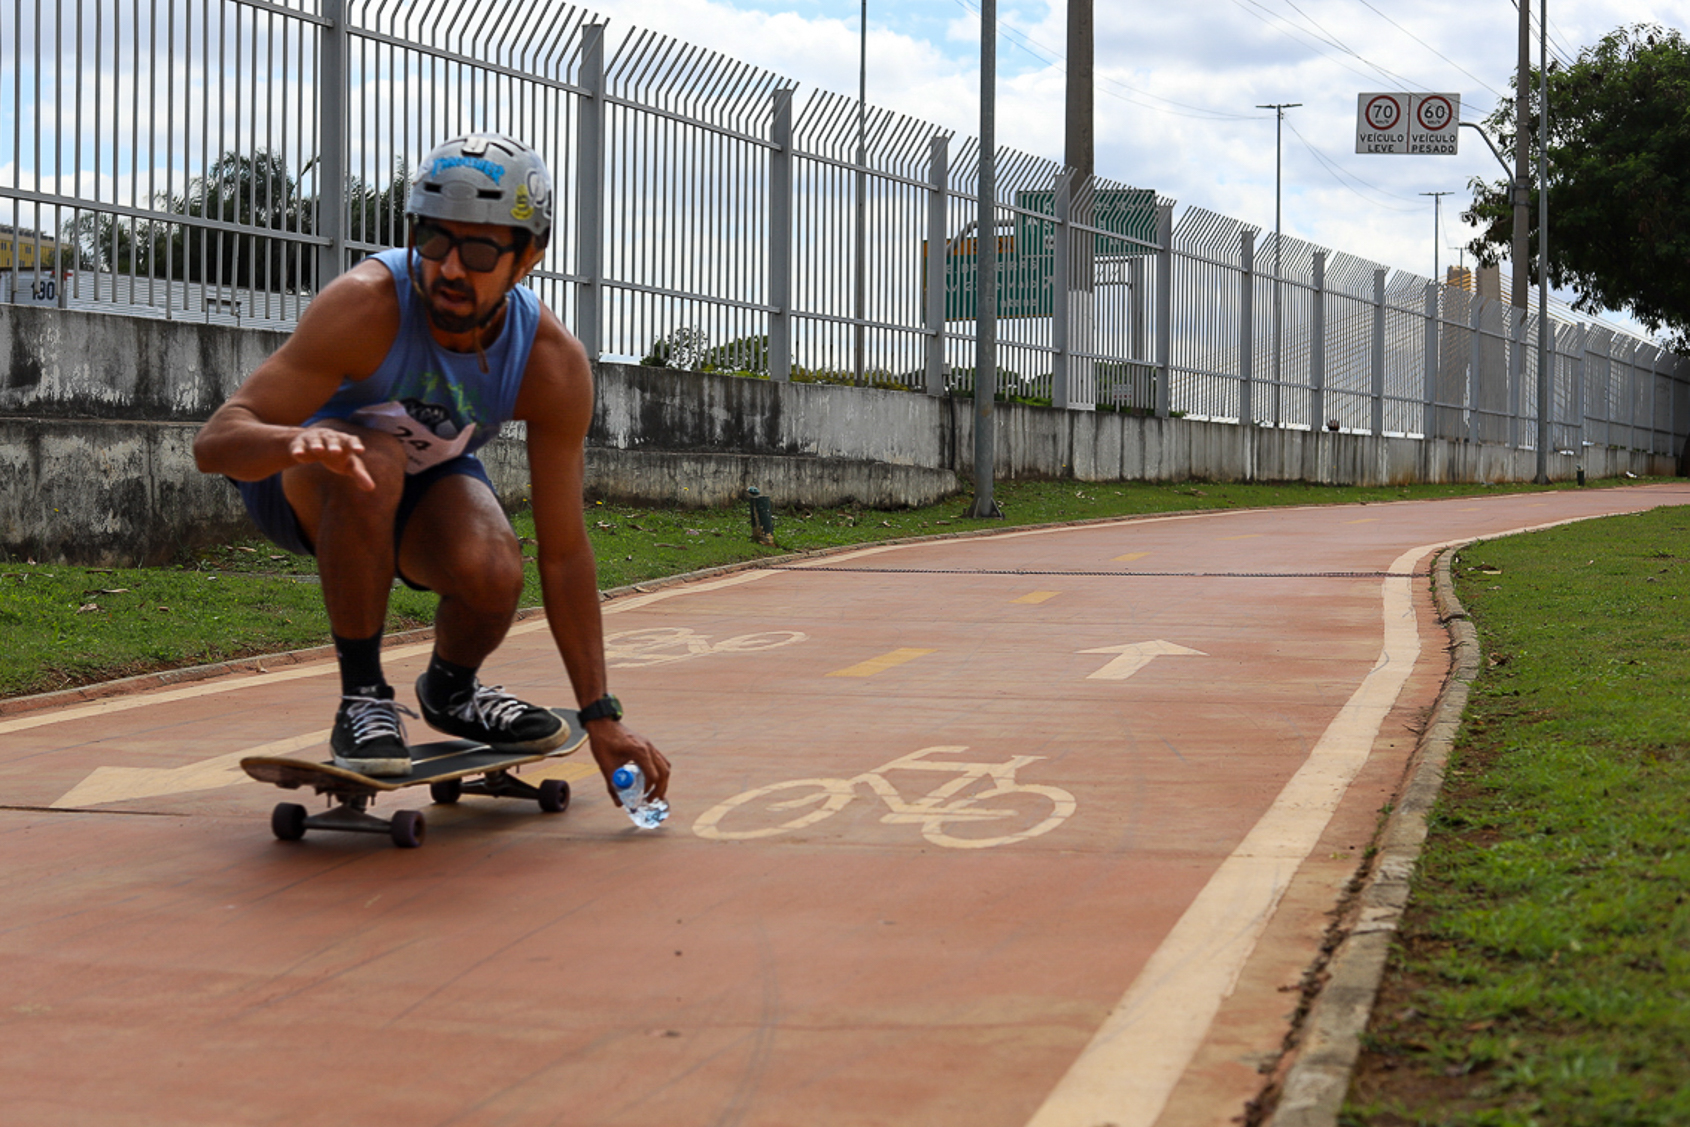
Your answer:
[1344,504,1690,1125]
[0,475,1641,702]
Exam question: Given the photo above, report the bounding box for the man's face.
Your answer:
[413,219,541,335]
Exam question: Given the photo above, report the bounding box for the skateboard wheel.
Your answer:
[538,779,570,814]
[390,809,426,849]
[271,803,307,842]
[429,778,463,805]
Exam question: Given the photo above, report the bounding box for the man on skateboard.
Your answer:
[194,132,668,807]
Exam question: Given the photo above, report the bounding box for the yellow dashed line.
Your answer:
[1220,534,1262,541]
[1343,518,1379,525]
[1112,552,1150,563]
[826,648,936,678]
[1012,591,1061,605]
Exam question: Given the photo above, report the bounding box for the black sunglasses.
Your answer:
[411,221,518,273]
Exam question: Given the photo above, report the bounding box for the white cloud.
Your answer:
[582,0,1672,321]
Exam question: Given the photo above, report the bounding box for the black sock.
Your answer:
[424,653,478,704]
[333,630,386,697]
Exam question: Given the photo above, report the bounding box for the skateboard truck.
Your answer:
[269,787,430,850]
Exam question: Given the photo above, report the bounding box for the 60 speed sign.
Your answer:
[1355,92,1461,155]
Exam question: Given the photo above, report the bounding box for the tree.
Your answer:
[641,326,709,369]
[1463,24,1690,346]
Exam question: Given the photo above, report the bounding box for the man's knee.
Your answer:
[456,535,525,609]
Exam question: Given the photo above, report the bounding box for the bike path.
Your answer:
[2,484,1684,1127]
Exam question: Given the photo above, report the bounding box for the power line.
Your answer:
[1227,0,1418,91]
[947,0,1262,121]
[1348,0,1505,97]
[1284,119,1421,213]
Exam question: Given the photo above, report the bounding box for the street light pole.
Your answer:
[1419,190,1453,285]
[1535,0,1551,482]
[1256,103,1300,426]
[970,0,1003,518]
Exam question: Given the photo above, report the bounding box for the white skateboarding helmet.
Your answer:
[405,132,553,249]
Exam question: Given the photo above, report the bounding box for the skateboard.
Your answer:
[241,708,587,849]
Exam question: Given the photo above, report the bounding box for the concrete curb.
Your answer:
[1265,545,1482,1126]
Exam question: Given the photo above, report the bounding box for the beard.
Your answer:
[426,278,491,334]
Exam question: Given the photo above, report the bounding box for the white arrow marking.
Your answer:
[1078,641,1207,681]
[51,729,330,808]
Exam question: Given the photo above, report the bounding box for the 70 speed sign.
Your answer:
[1355,92,1461,154]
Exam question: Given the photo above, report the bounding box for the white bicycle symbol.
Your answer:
[605,627,807,669]
[692,746,1077,850]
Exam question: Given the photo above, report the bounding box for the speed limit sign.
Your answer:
[1409,93,1459,154]
[1355,92,1461,155]
[1355,93,1407,152]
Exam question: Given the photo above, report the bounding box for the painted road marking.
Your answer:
[693,745,1076,849]
[1112,552,1151,563]
[52,730,329,808]
[1344,518,1380,524]
[826,648,936,678]
[1025,536,1463,1127]
[53,734,599,809]
[606,627,808,668]
[1078,641,1206,681]
[1012,591,1061,605]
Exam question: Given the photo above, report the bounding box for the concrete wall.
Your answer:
[1,305,1678,565]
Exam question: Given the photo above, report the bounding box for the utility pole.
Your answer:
[970,0,1003,519]
[1256,103,1300,426]
[1419,191,1453,285]
[1064,0,1094,411]
[1066,0,1093,180]
[1534,0,1551,483]
[853,0,867,386]
[1512,0,1530,312]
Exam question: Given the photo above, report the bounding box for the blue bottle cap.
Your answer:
[612,766,637,789]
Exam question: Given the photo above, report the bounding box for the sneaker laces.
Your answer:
[342,694,418,746]
[448,684,531,733]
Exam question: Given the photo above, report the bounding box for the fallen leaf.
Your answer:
[76,603,100,613]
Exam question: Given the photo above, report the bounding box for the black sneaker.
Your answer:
[330,686,416,777]
[415,674,567,752]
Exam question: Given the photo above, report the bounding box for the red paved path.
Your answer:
[3,484,1684,1127]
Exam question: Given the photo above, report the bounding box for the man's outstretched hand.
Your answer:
[288,426,377,491]
[586,721,671,808]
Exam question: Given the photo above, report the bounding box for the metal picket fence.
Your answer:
[2,0,1684,456]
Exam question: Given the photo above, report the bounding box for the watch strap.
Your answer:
[578,694,623,724]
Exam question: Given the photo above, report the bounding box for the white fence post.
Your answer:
[1239,229,1255,427]
[925,135,949,396]
[1371,268,1386,436]
[573,23,605,361]
[768,88,793,381]
[1052,170,1072,409]
[1309,251,1325,430]
[1422,284,1438,440]
[1154,203,1173,418]
[316,0,348,290]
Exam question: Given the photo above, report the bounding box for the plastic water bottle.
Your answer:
[611,763,669,829]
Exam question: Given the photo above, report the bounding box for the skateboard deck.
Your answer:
[242,708,587,848]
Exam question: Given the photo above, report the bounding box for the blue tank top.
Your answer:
[307,247,540,474]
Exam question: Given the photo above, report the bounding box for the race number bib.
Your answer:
[350,400,477,474]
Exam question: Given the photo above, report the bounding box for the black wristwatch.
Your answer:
[578,694,624,724]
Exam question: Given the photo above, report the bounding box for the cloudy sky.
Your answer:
[581,0,1680,318]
